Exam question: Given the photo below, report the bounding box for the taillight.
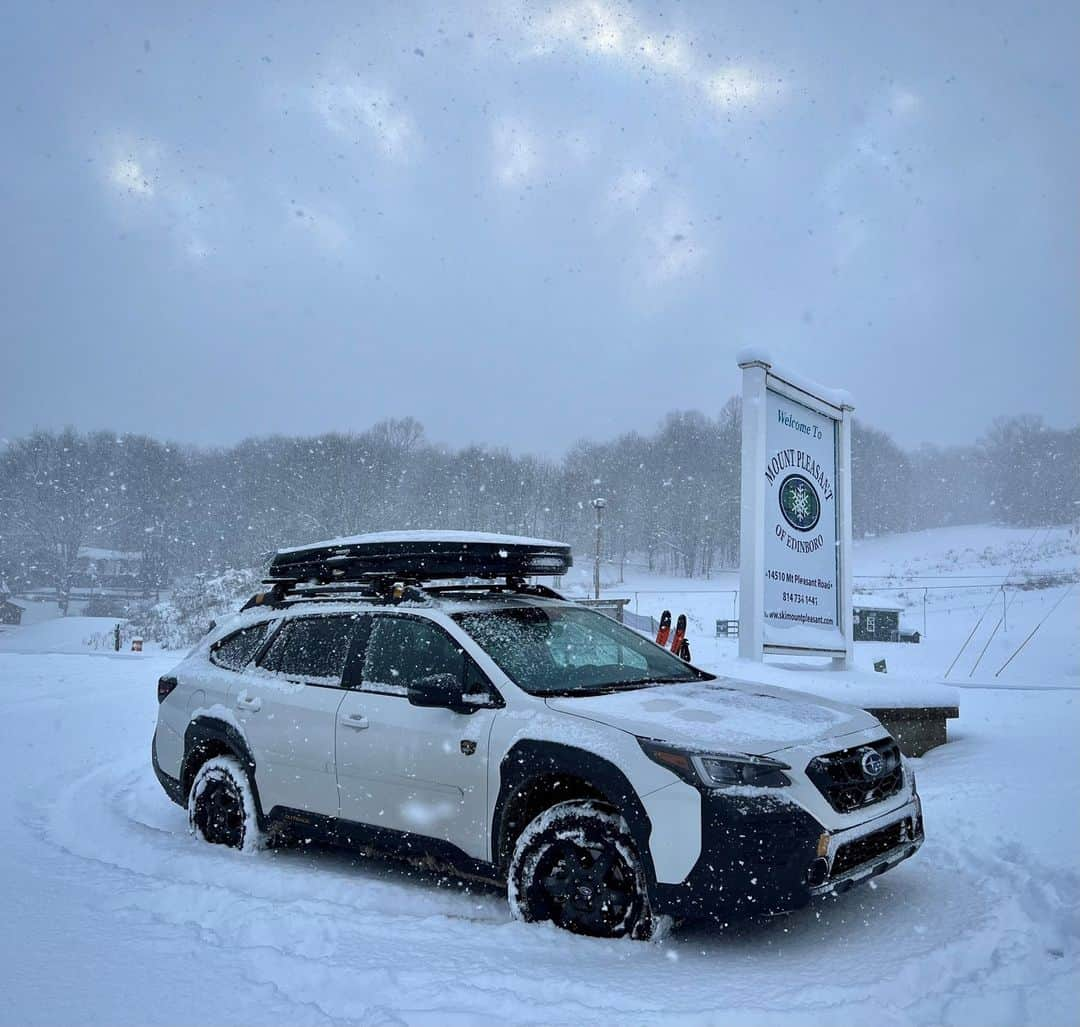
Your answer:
[157,676,178,703]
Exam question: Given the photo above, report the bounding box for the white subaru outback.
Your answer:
[153,532,923,939]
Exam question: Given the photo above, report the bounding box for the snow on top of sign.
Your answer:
[736,348,855,409]
[736,346,773,367]
[277,529,569,554]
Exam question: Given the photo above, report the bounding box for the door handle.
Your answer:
[235,692,262,712]
[339,713,369,730]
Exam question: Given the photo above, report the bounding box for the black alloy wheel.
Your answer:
[532,837,637,936]
[193,775,245,848]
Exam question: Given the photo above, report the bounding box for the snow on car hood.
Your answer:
[545,678,878,756]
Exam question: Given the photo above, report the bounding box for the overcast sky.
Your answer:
[3,1,1077,456]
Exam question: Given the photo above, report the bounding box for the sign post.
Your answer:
[738,354,854,668]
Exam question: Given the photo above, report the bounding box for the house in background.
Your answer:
[853,594,909,642]
[0,595,25,626]
[74,548,144,587]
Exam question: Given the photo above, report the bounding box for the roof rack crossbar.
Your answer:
[426,581,565,601]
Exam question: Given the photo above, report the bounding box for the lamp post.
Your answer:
[591,498,606,600]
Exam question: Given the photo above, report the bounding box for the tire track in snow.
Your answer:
[11,644,1075,1026]
[35,745,1078,1025]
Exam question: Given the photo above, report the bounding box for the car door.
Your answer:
[236,612,360,819]
[335,613,500,860]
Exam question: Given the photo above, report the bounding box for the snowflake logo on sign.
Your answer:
[779,474,821,532]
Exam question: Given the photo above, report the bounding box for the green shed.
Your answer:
[853,594,905,642]
[0,597,24,626]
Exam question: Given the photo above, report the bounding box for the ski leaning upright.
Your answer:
[669,614,687,657]
[655,610,672,647]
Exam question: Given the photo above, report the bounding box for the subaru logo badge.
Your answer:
[860,748,885,779]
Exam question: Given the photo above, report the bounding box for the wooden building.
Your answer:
[853,594,905,642]
[0,597,25,626]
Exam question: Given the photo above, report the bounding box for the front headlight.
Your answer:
[638,738,791,790]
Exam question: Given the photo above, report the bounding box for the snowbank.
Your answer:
[705,656,959,711]
[0,616,136,655]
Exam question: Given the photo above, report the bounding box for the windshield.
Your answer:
[454,606,712,697]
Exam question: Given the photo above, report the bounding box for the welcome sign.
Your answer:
[737,354,854,664]
[762,388,842,650]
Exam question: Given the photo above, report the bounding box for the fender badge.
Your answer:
[460,740,477,756]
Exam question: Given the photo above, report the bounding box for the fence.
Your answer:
[625,589,739,620]
[622,608,659,634]
[605,577,1075,642]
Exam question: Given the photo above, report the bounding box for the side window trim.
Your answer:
[464,651,505,708]
[247,617,281,668]
[341,614,374,690]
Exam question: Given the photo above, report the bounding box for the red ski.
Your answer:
[655,610,672,647]
[669,613,687,656]
[678,638,692,663]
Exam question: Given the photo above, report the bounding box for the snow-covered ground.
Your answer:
[1,525,1077,1025]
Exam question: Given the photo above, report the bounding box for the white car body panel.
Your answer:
[638,781,703,884]
[336,687,497,858]
[544,679,879,756]
[234,670,345,818]
[154,633,260,781]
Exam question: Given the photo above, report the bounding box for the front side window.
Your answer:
[209,621,273,671]
[362,616,465,695]
[454,605,712,697]
[257,614,356,684]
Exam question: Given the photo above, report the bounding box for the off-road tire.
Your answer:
[188,755,264,852]
[508,800,653,940]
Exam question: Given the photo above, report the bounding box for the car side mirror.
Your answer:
[408,672,473,713]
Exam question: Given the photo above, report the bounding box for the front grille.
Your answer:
[806,737,903,814]
[831,816,918,878]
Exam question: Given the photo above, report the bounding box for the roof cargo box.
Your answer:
[267,530,572,585]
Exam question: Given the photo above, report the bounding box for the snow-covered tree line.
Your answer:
[0,411,1076,600]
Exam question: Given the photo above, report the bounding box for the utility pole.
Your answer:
[591,497,606,600]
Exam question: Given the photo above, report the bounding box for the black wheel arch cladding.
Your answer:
[492,739,657,886]
[182,716,267,827]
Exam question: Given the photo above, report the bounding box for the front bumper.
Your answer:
[650,789,923,921]
[808,794,923,896]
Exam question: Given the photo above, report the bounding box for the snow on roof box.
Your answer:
[269,530,573,584]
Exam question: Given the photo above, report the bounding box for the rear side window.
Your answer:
[209,622,272,671]
[257,614,356,684]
